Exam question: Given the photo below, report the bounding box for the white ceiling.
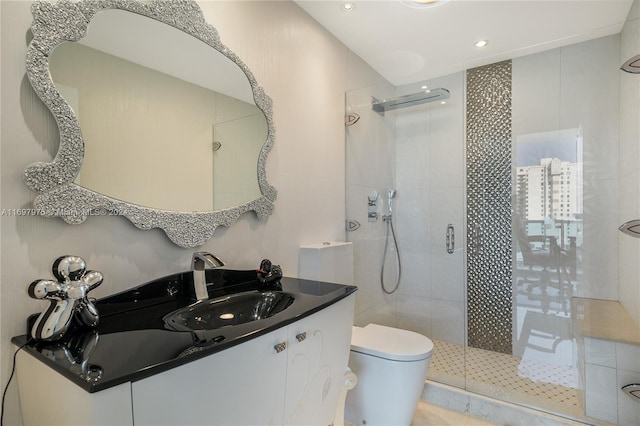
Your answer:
[295,0,634,86]
[79,9,254,103]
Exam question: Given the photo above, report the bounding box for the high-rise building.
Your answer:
[516,158,582,247]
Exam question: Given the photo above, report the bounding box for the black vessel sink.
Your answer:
[163,291,295,331]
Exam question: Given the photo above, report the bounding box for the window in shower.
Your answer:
[511,128,583,416]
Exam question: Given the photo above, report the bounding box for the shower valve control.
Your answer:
[368,193,379,222]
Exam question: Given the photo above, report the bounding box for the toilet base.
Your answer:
[344,351,431,426]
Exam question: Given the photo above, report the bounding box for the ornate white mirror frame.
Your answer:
[23,0,276,248]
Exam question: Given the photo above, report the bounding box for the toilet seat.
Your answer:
[350,324,433,362]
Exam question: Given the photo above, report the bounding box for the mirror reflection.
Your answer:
[48,9,267,212]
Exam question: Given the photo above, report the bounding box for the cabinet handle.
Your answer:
[296,332,307,342]
[274,342,287,353]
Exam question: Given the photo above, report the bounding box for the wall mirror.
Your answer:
[24,0,277,248]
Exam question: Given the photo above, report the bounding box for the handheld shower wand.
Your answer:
[385,189,397,220]
[381,189,401,294]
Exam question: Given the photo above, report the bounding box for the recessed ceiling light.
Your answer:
[400,0,450,9]
[440,101,447,105]
[474,40,489,48]
[421,85,428,90]
[341,2,355,12]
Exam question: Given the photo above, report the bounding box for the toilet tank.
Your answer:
[298,242,354,285]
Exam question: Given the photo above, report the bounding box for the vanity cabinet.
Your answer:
[284,294,355,425]
[16,295,355,426]
[14,359,134,426]
[132,326,289,425]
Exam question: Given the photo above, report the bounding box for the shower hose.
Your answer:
[381,216,402,294]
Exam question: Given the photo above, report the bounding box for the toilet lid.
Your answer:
[350,324,434,362]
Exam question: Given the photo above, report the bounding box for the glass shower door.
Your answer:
[345,71,467,390]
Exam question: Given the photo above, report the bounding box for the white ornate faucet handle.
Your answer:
[28,256,103,341]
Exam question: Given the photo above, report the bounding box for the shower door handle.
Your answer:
[446,224,455,254]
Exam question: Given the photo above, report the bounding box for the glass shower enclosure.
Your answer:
[345,33,631,425]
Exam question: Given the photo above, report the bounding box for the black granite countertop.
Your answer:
[12,270,357,393]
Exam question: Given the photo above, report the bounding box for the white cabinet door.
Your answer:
[283,296,355,425]
[16,350,133,426]
[132,327,288,426]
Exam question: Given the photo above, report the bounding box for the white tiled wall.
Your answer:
[584,0,640,426]
[583,337,640,425]
[345,82,396,325]
[619,0,640,327]
[614,4,640,421]
[617,342,640,425]
[346,72,466,345]
[513,35,621,302]
[585,358,619,422]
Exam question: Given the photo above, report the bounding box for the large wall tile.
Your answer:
[619,1,640,327]
[617,368,640,426]
[584,337,617,368]
[585,363,619,423]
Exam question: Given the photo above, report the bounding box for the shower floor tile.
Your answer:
[428,340,466,388]
[428,339,583,420]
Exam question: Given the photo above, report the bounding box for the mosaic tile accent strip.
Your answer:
[466,61,513,354]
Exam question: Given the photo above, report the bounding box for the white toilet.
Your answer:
[344,324,434,426]
[297,243,433,425]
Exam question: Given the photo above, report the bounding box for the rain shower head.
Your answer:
[388,189,397,199]
[372,88,450,116]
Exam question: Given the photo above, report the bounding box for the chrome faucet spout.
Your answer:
[191,252,225,302]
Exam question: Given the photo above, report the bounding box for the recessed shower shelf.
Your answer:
[622,384,640,401]
[619,219,640,238]
[372,88,450,116]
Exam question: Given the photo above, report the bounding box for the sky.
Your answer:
[516,138,578,167]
